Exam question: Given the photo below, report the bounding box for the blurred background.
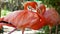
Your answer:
[0,0,60,34]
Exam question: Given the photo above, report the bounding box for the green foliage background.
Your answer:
[39,0,60,14]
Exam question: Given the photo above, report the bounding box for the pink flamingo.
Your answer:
[38,4,60,34]
[0,2,46,34]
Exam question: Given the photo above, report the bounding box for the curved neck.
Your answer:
[41,8,46,15]
[38,4,46,15]
[38,7,46,15]
[24,3,30,10]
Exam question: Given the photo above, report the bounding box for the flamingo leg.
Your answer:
[22,28,25,34]
[8,28,17,34]
[49,26,52,34]
[55,23,58,34]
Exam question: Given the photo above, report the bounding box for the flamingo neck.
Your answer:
[39,4,46,15]
[42,9,46,15]
[24,3,30,10]
[39,7,46,15]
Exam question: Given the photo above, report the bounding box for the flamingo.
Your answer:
[38,4,60,34]
[27,3,60,34]
[24,1,48,30]
[0,2,46,34]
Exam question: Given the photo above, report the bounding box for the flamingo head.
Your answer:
[37,4,46,14]
[24,1,38,11]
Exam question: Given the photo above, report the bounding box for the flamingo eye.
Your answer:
[27,6,31,10]
[28,6,33,9]
[27,6,37,12]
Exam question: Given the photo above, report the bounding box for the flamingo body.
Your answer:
[2,10,46,30]
[44,8,59,26]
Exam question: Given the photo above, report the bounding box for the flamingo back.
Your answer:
[43,8,60,25]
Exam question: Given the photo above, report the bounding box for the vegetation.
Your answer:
[39,0,60,14]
